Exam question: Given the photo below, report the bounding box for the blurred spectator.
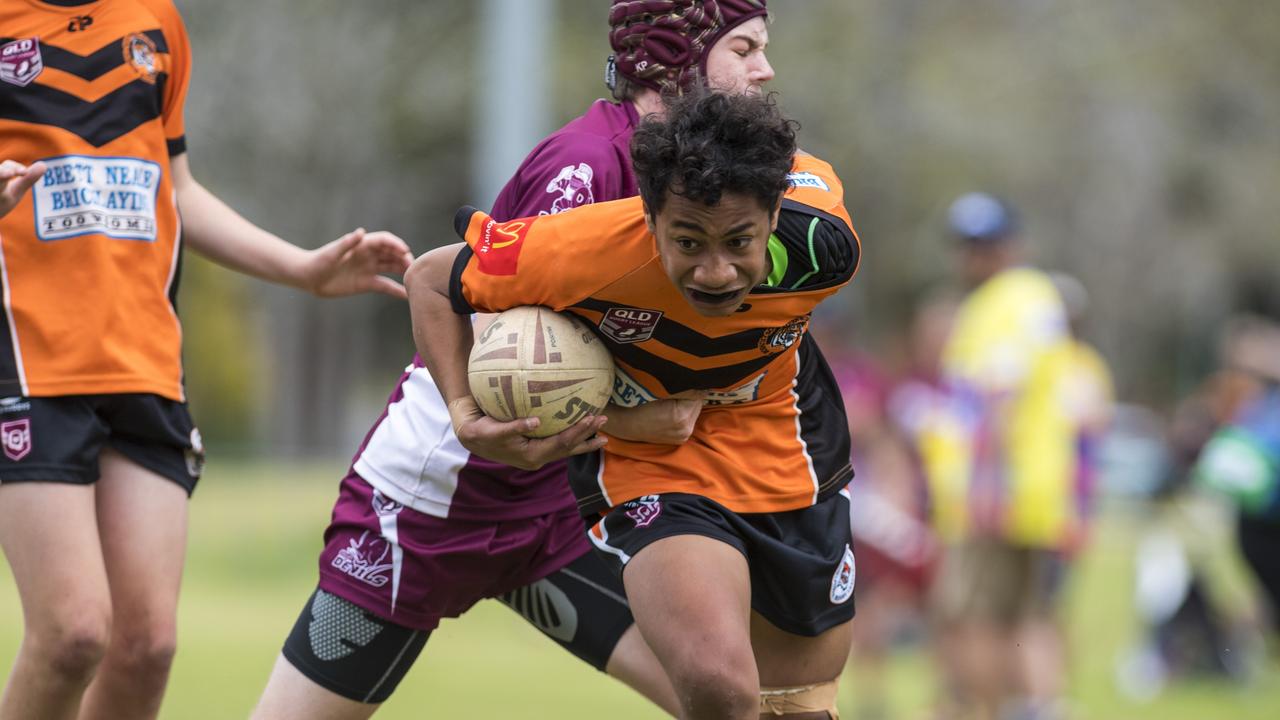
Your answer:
[1114,316,1273,698]
[1194,316,1280,627]
[921,193,1112,720]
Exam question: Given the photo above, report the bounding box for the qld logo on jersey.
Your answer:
[122,33,160,83]
[475,216,535,276]
[758,316,809,355]
[829,544,856,604]
[1,38,43,87]
[786,171,829,191]
[599,307,662,344]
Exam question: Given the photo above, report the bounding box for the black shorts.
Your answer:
[0,393,203,494]
[589,488,857,637]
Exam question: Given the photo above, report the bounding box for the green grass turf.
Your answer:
[2,460,1277,718]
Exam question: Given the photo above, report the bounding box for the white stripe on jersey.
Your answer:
[354,365,470,518]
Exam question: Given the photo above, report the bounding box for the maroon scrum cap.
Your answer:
[607,0,768,93]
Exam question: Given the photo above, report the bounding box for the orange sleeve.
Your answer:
[785,153,856,236]
[449,198,654,314]
[140,0,191,151]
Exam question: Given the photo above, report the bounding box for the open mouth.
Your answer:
[686,287,744,309]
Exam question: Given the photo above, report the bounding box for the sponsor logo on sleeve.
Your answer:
[32,155,162,242]
[541,163,595,215]
[474,217,534,275]
[599,307,663,344]
[786,171,830,191]
[1,38,43,87]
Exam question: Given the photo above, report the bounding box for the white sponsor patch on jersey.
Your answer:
[705,372,767,406]
[786,171,829,191]
[610,365,658,408]
[32,155,162,242]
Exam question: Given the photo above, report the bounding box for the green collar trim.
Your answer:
[765,233,788,287]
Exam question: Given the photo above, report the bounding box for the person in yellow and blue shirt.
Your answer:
[923,193,1110,720]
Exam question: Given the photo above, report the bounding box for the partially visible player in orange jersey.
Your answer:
[406,91,860,720]
[0,2,411,720]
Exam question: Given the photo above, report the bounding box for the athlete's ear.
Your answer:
[643,203,657,235]
[769,195,783,232]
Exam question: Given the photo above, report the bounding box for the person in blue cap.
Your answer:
[925,192,1084,720]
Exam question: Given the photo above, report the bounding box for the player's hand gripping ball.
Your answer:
[468,306,615,438]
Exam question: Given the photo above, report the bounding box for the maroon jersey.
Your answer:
[351,100,643,521]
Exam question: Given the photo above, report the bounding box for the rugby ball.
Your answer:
[468,306,615,438]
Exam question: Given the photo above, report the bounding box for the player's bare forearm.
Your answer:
[604,393,705,445]
[405,244,474,405]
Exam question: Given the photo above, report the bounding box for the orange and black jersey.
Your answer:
[0,0,190,400]
[450,153,861,516]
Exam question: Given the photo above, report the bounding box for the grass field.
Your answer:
[2,460,1278,718]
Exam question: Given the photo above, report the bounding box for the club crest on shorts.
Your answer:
[623,494,662,528]
[1,418,32,461]
[331,530,394,588]
[829,544,856,604]
[599,307,663,344]
[1,39,43,87]
[184,428,205,478]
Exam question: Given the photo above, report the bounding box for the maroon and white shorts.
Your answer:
[316,469,594,631]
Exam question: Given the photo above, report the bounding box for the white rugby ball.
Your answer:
[468,306,615,438]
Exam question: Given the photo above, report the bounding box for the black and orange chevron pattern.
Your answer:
[0,0,192,401]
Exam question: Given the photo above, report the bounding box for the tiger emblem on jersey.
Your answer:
[758,316,809,355]
[122,33,159,83]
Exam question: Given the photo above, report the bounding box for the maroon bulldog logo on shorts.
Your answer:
[2,418,31,461]
[623,494,662,528]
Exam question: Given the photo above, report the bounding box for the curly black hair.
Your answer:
[631,91,798,217]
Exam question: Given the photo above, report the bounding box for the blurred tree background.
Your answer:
[175,0,1280,457]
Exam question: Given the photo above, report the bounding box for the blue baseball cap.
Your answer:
[947,192,1017,242]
